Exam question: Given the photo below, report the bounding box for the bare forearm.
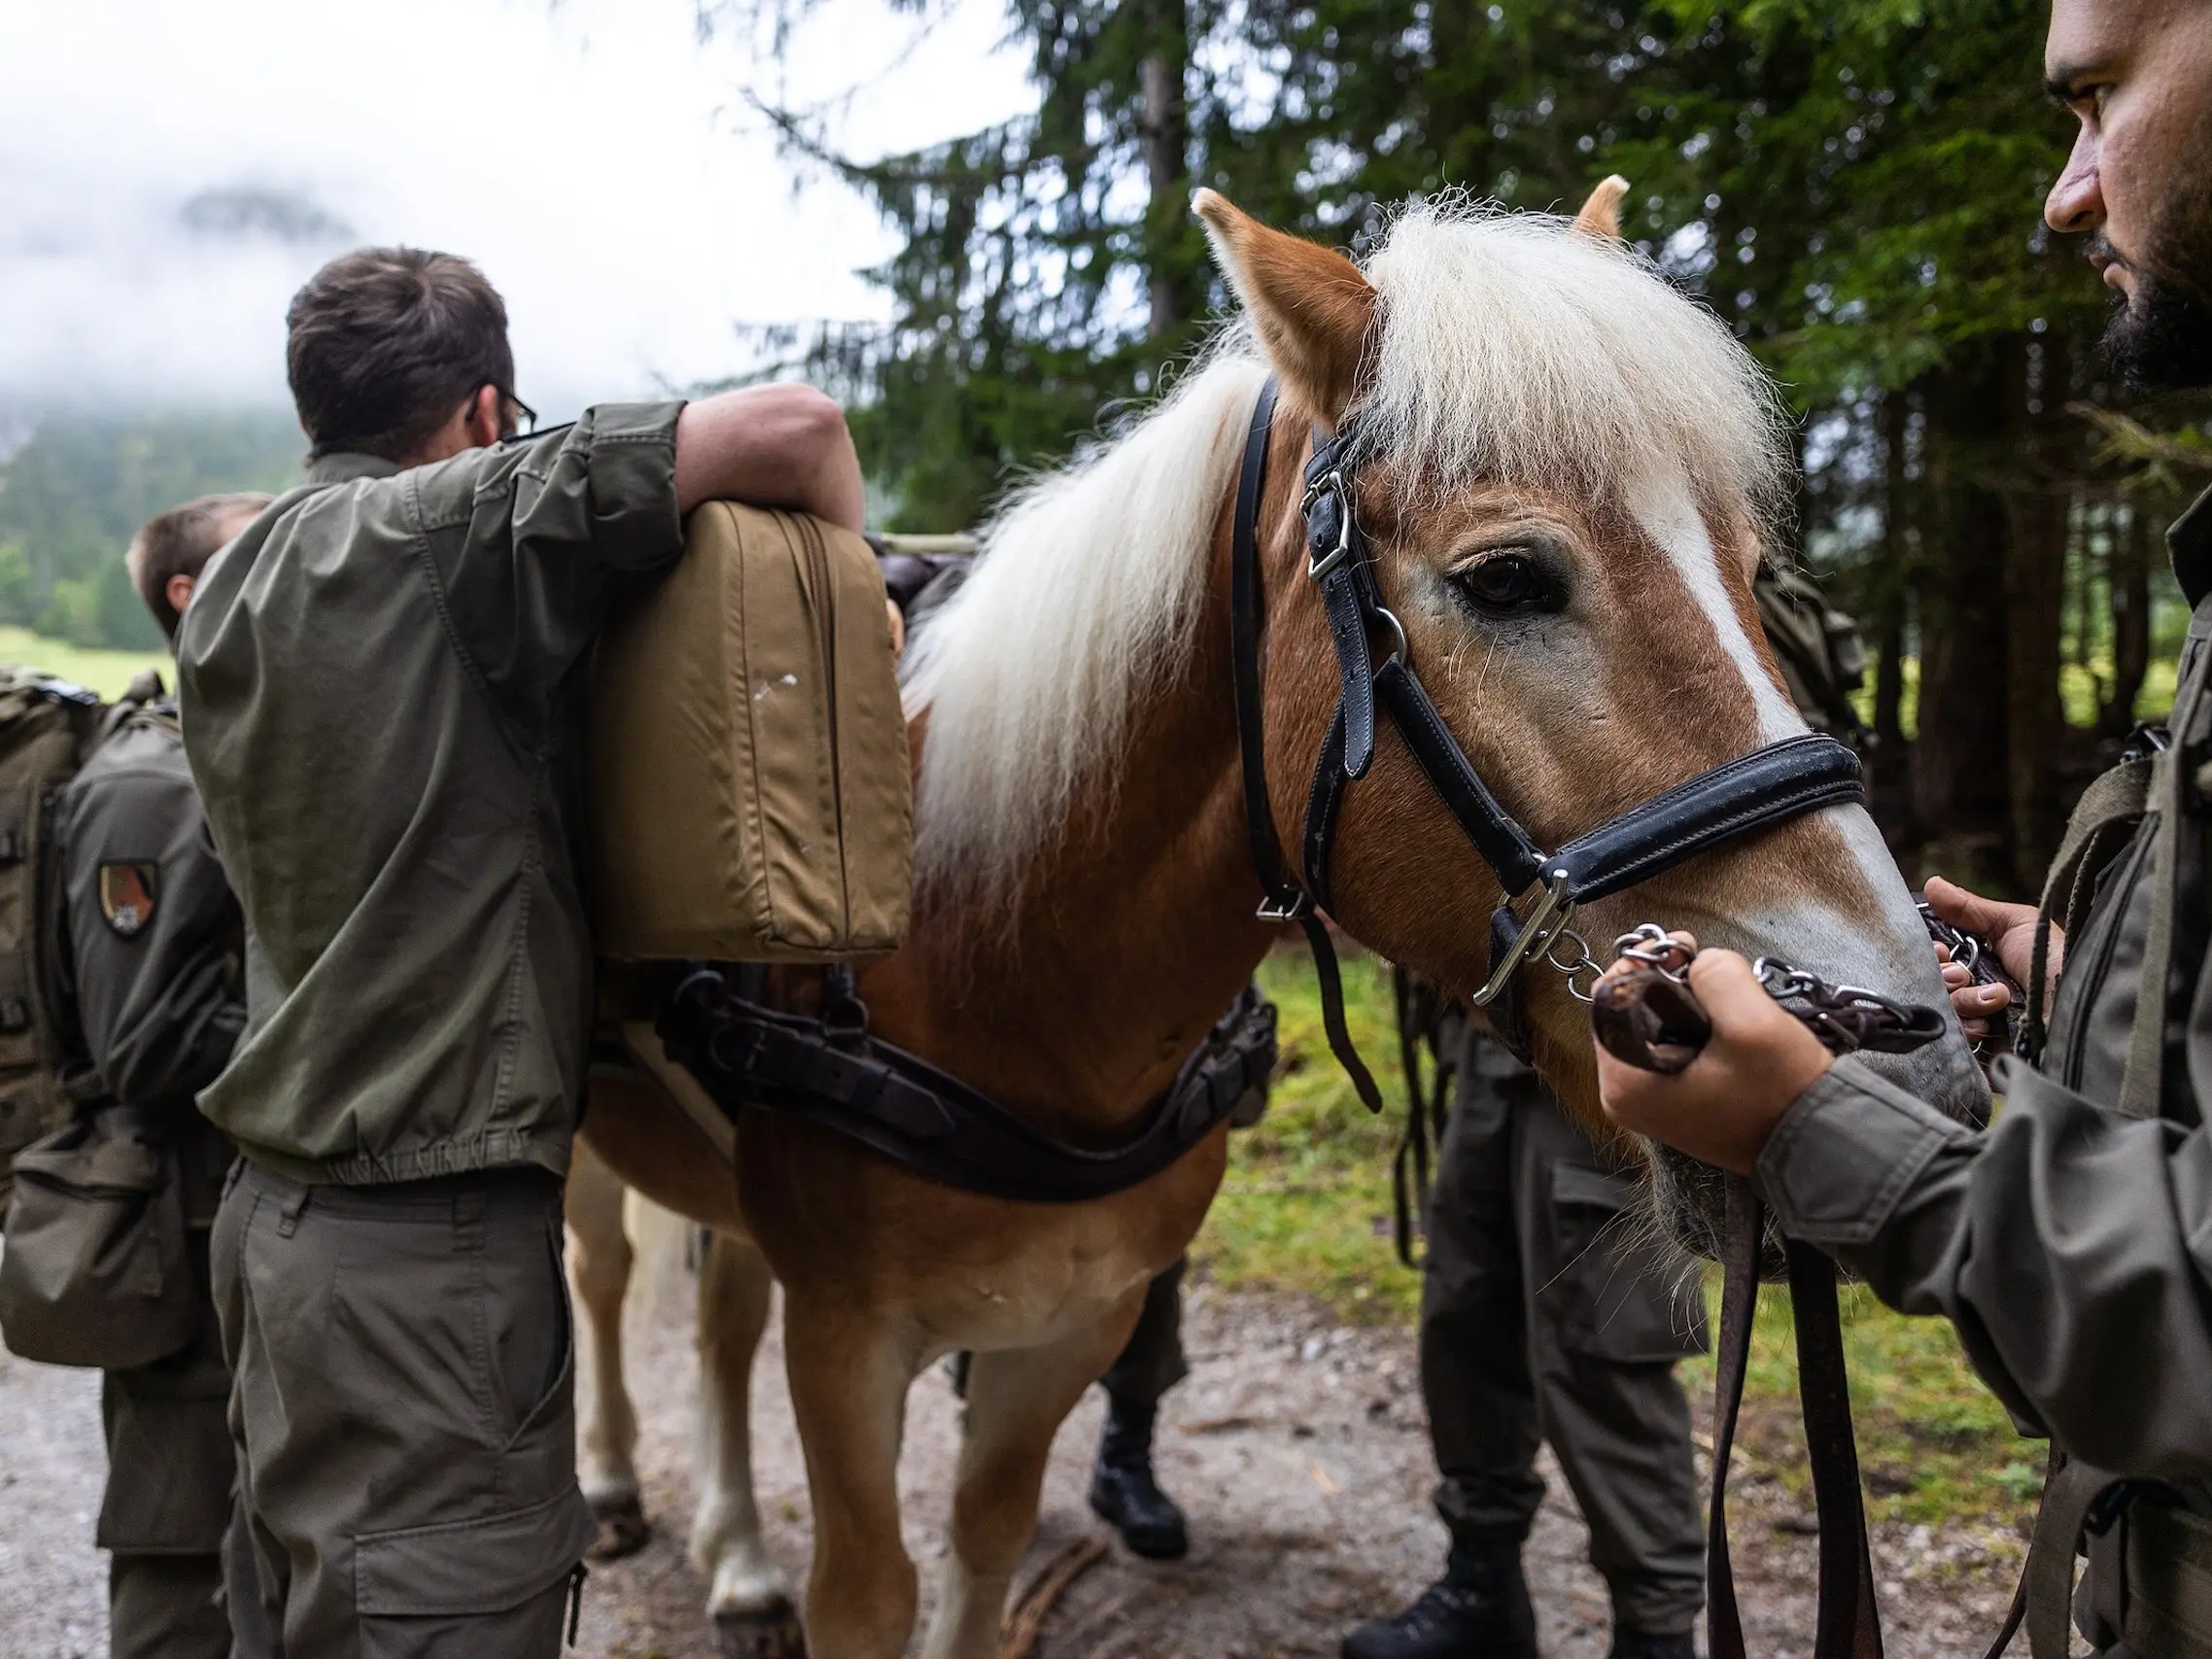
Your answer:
[674,384,865,530]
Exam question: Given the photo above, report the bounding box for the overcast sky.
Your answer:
[0,0,1031,419]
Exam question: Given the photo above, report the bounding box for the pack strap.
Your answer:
[2025,753,2155,1061]
[2118,691,2203,1121]
[658,975,1277,1203]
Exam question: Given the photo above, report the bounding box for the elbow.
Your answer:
[758,384,850,469]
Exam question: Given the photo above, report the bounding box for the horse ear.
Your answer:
[1573,175,1631,240]
[1193,189,1374,421]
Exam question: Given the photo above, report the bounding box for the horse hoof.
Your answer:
[713,1600,807,1659]
[586,1493,652,1561]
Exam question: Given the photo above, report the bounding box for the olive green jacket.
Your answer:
[55,711,244,1220]
[176,404,687,1184]
[1756,485,2212,1482]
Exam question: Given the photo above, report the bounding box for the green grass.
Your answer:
[1852,651,2179,738]
[0,627,170,700]
[1195,950,1426,1322]
[1198,948,2039,1538]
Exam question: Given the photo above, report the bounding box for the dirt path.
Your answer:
[0,1248,2025,1659]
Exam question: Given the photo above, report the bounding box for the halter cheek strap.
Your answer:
[1230,377,1867,1079]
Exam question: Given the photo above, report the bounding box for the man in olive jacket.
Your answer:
[1600,1,2212,1651]
[180,249,863,1656]
[64,494,260,1659]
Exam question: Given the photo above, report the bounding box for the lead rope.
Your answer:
[1704,1185,1885,1659]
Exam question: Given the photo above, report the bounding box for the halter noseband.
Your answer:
[1229,377,1866,1095]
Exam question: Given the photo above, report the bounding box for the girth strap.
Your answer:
[659,977,1277,1204]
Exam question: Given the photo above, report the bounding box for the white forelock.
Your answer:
[901,198,1790,906]
[1359,195,1788,516]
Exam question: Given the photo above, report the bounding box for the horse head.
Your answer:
[1195,185,1987,1259]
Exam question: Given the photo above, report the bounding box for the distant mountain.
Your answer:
[0,408,302,649]
[178,187,355,247]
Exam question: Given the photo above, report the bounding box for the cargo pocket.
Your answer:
[1544,1162,1708,1363]
[355,1486,596,1658]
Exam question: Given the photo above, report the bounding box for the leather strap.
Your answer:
[1229,378,1385,1115]
[1555,734,1866,904]
[1370,660,1549,895]
[660,978,1277,1203]
[1787,1240,1885,1659]
[1707,1177,1762,1659]
[1301,704,1350,914]
[1707,1183,1887,1659]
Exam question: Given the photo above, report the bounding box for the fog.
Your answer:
[0,0,1030,419]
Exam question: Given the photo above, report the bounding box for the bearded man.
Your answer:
[1599,2,2212,1653]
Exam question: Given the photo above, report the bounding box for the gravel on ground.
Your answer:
[0,1220,2026,1659]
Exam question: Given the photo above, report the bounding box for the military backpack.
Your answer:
[0,666,170,1218]
[1753,563,1869,741]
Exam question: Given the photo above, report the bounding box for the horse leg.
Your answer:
[566,1142,652,1559]
[689,1229,802,1658]
[782,1297,925,1659]
[920,1301,1142,1659]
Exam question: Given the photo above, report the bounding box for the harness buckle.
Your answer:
[1469,869,1574,1008]
[1303,470,1357,580]
[1257,891,1312,923]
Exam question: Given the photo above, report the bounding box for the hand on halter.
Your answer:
[1593,934,1834,1175]
[1923,876,2057,1042]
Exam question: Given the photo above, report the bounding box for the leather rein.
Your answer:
[1229,377,1941,1659]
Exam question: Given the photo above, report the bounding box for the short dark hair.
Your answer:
[286,247,513,463]
[128,493,273,641]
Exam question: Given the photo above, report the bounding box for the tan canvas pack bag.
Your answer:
[589,504,915,962]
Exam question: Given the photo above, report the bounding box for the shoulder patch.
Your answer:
[98,863,158,938]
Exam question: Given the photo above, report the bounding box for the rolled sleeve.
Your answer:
[427,399,687,714]
[1755,1058,1973,1247]
[575,401,686,572]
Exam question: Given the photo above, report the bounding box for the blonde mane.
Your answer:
[901,198,1789,905]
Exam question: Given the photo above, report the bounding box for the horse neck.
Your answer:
[859,519,1277,1141]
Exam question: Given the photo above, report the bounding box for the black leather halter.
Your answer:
[1230,377,1868,1089]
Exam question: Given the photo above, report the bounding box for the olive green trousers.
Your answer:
[1421,1030,1708,1637]
[101,1226,231,1659]
[213,1162,596,1659]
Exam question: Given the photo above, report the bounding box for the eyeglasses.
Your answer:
[477,384,537,442]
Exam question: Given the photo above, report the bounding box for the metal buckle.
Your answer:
[1257,891,1312,923]
[1304,470,1356,580]
[1470,869,1574,1007]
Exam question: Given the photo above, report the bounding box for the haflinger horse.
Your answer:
[572,177,1990,1659]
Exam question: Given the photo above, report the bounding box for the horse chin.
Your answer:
[1646,1143,1733,1262]
[1645,1143,1789,1279]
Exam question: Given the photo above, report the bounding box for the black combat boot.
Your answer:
[1088,1398,1189,1560]
[1606,1632,1695,1659]
[1340,1547,1538,1659]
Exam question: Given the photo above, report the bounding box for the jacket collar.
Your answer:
[304,452,404,486]
[2173,482,2212,609]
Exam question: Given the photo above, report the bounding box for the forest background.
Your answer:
[7,0,2212,892]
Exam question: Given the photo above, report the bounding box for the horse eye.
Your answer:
[1452,553,1545,612]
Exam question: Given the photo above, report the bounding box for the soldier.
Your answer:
[179,249,862,1656]
[60,494,262,1659]
[1344,569,1865,1659]
[1600,1,2212,1653]
[1342,1021,1705,1659]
